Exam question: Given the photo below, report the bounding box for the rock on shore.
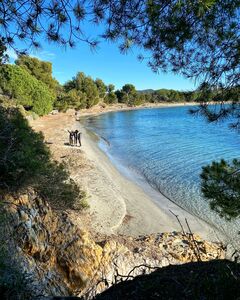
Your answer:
[2,190,225,299]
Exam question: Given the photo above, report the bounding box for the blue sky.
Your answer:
[7,34,196,92]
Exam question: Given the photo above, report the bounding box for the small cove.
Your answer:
[83,106,240,242]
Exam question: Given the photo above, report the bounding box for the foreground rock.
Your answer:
[95,260,240,300]
[2,190,225,299]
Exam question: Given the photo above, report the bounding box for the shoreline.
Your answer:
[31,104,224,243]
[80,118,221,242]
[77,101,200,119]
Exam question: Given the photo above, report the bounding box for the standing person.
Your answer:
[68,130,74,146]
[74,130,79,146]
[77,132,82,147]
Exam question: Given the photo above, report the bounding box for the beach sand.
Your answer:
[31,104,221,242]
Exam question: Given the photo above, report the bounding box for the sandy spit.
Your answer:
[31,104,221,242]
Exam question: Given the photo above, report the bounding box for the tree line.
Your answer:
[0,55,202,116]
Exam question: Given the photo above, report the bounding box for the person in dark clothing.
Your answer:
[77,132,82,147]
[74,130,79,145]
[68,130,74,146]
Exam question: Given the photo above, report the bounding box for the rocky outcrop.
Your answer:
[2,190,225,299]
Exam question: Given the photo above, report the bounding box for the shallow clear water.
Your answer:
[84,106,240,240]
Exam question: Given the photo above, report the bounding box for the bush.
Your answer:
[0,106,85,209]
[54,89,87,111]
[105,92,118,104]
[63,72,100,109]
[0,65,54,115]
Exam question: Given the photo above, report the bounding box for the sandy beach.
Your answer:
[31,104,222,242]
[78,101,199,118]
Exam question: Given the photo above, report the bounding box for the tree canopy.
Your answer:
[1,1,239,88]
[63,72,100,109]
[95,78,107,98]
[15,55,59,93]
[201,159,240,220]
[0,64,54,115]
[2,0,238,125]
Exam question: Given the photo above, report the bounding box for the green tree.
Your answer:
[64,79,76,92]
[63,72,100,109]
[201,159,240,220]
[105,92,117,104]
[74,72,85,91]
[104,84,117,104]
[115,90,124,103]
[0,64,54,115]
[95,78,107,99]
[154,90,169,102]
[108,84,115,93]
[144,93,152,103]
[82,77,99,108]
[119,84,145,106]
[15,55,59,93]
[55,89,87,111]
[122,84,136,95]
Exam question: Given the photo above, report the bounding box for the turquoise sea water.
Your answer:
[84,106,240,240]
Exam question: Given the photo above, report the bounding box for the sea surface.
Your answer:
[83,105,240,241]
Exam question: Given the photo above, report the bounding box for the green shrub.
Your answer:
[201,159,240,220]
[105,92,117,104]
[16,55,59,94]
[0,106,86,209]
[0,65,54,115]
[54,89,87,111]
[63,72,100,109]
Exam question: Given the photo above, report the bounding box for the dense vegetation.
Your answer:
[201,159,240,220]
[16,55,59,94]
[0,64,54,115]
[0,55,198,116]
[0,105,85,209]
[53,70,198,111]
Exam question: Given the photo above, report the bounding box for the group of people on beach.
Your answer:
[68,130,82,146]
